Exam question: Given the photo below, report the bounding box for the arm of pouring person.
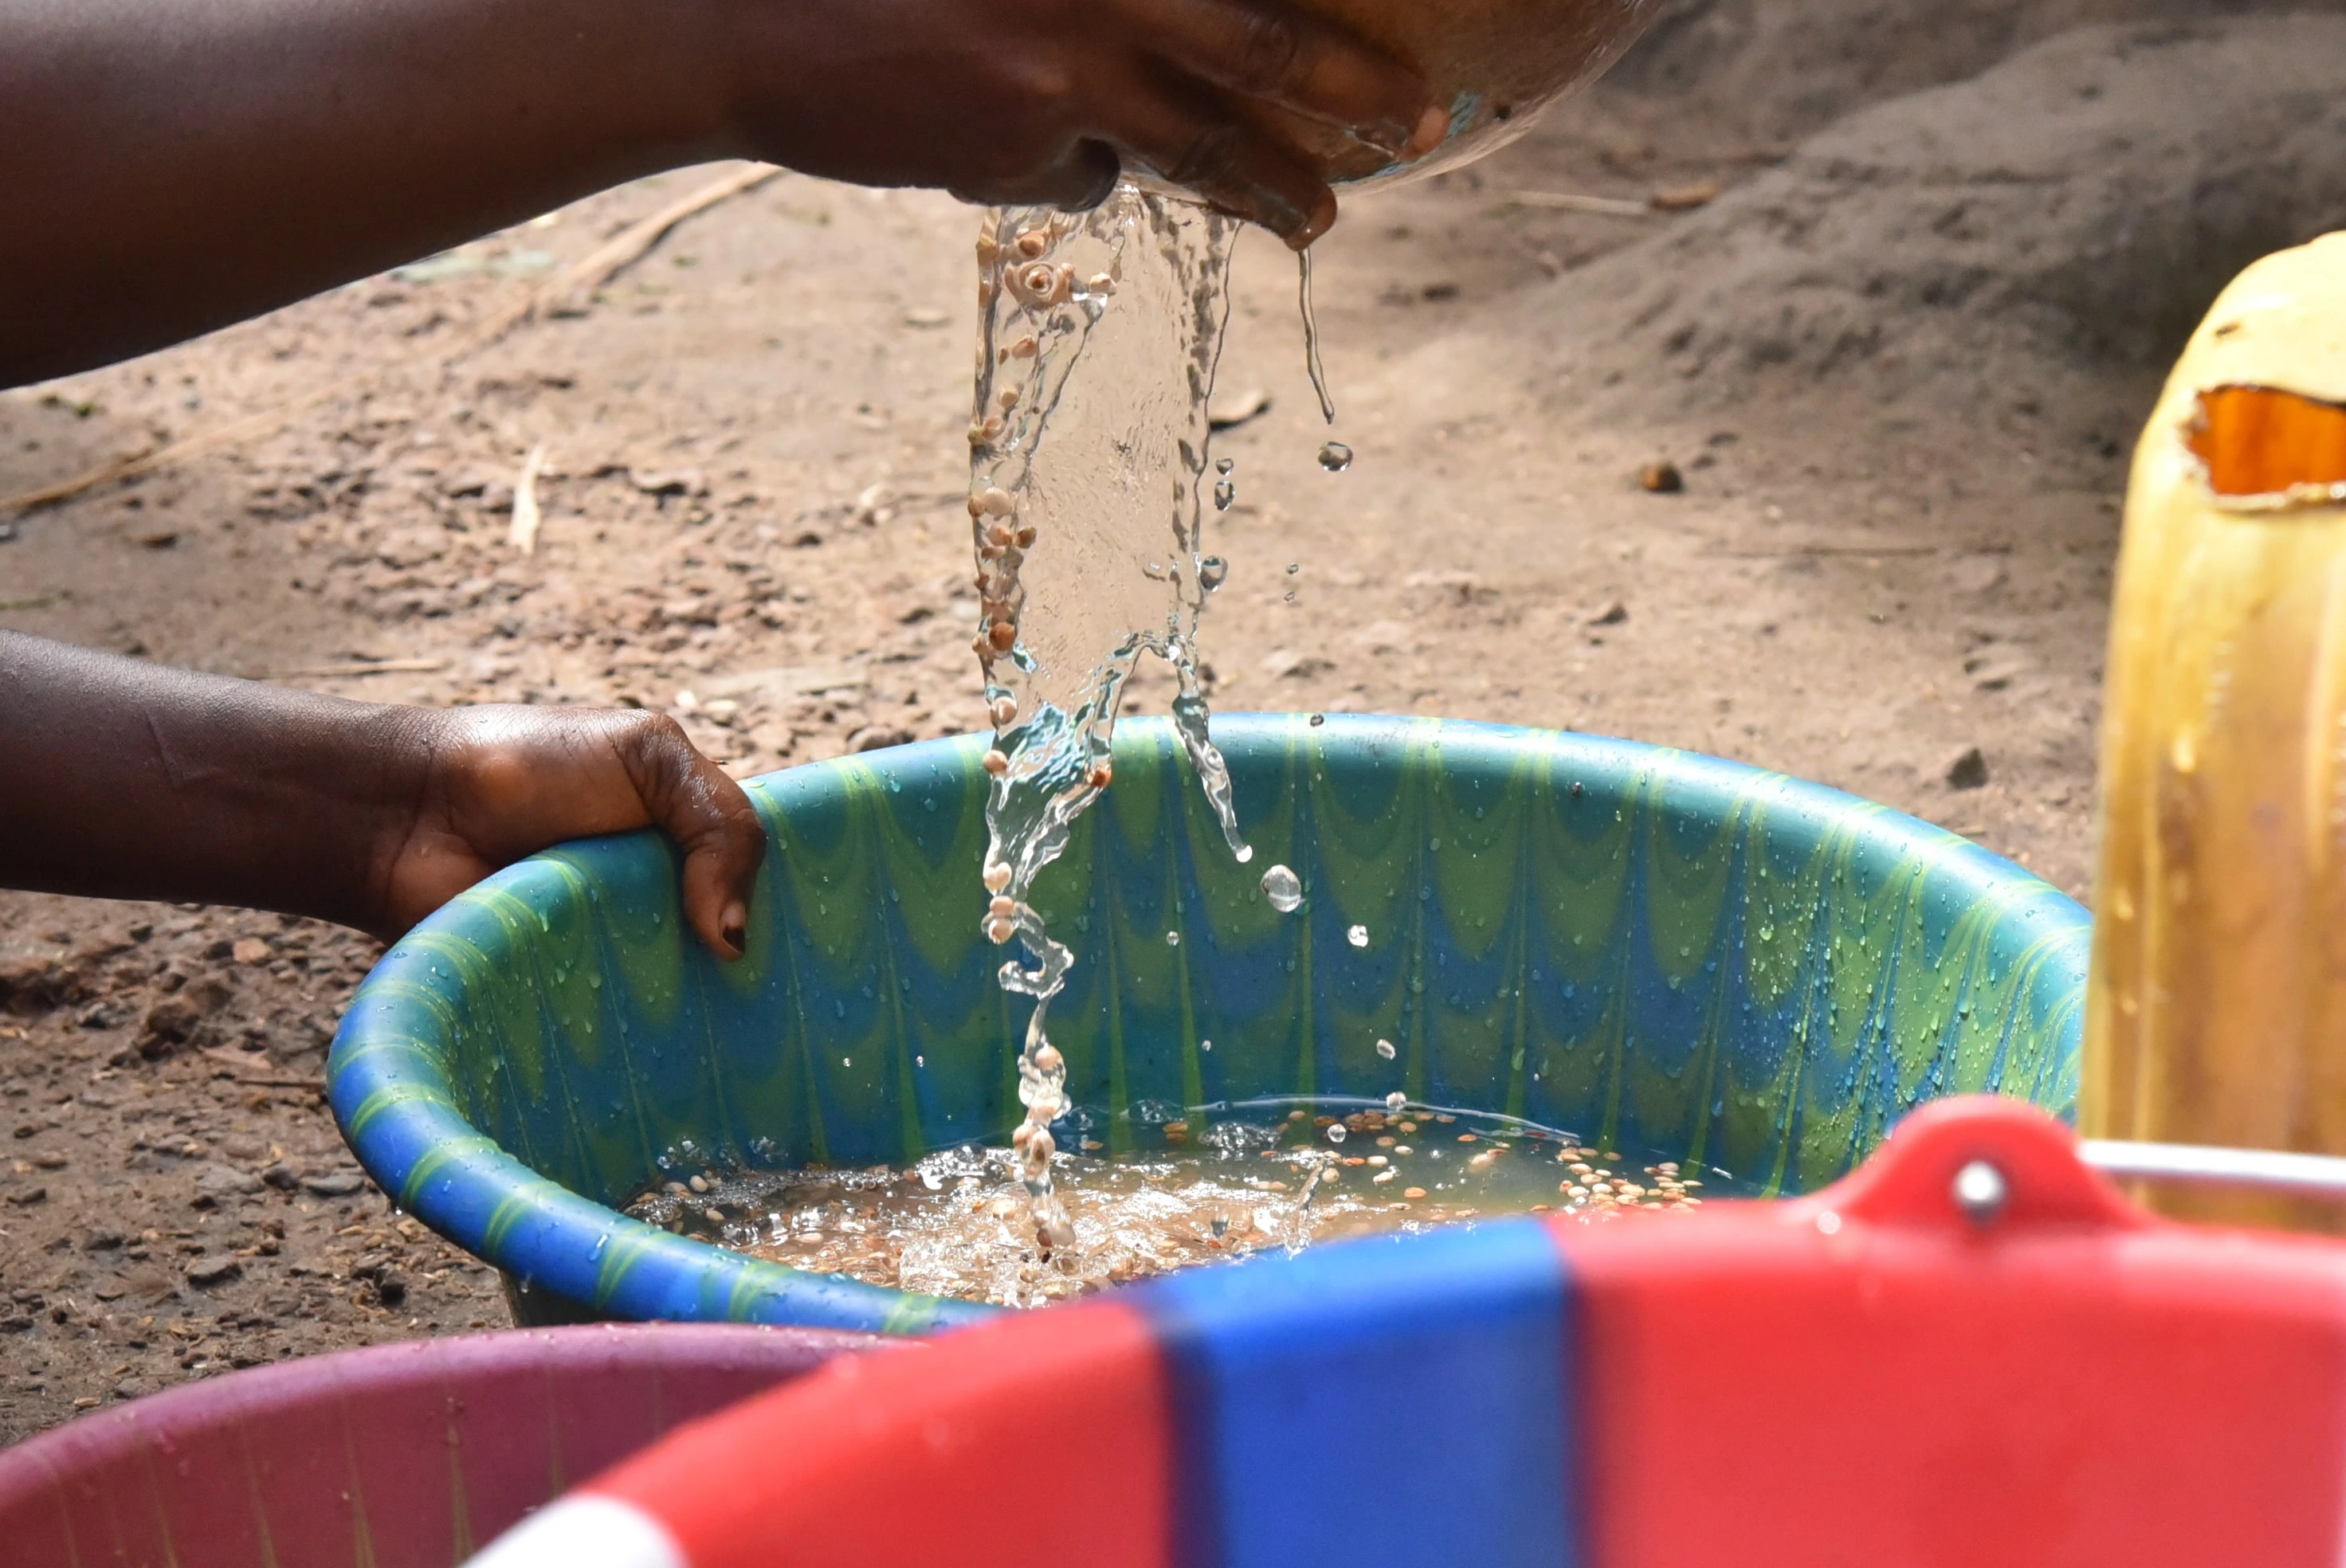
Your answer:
[0,631,766,956]
[0,0,1443,387]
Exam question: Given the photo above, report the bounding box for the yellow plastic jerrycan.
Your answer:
[2085,232,2346,1229]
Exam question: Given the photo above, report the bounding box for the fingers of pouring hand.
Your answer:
[941,0,1432,230]
[1103,71,1336,246]
[1124,0,1442,155]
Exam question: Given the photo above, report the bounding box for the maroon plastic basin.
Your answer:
[0,1323,886,1568]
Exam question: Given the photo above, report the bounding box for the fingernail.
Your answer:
[1405,103,1450,160]
[1287,190,1339,250]
[720,900,747,951]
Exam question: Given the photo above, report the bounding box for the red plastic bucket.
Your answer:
[468,1098,2346,1568]
[0,1323,883,1567]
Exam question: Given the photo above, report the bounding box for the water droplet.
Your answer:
[1376,1037,1396,1060]
[1286,562,1301,574]
[1261,864,1303,912]
[1308,713,1325,727]
[1214,480,1235,511]
[1316,441,1352,472]
[1200,1037,1213,1052]
[1166,931,1180,947]
[1216,457,1235,475]
[1347,924,1369,948]
[1199,555,1229,590]
[1327,1125,1347,1144]
[1283,589,1297,604]
[1386,1091,1407,1111]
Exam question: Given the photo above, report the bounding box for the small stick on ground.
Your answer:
[508,440,548,554]
[273,657,448,679]
[1495,190,1655,218]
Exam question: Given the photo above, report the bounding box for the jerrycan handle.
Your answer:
[2080,1138,2346,1200]
[1803,1095,2148,1236]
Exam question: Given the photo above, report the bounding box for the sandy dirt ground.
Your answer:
[2,2,2343,1440]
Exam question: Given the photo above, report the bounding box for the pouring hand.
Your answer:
[5,0,1443,383]
[723,0,1447,245]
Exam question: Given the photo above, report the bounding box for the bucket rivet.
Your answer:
[1952,1159,2008,1224]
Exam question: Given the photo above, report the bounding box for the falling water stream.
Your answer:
[963,186,1259,1252]
[1299,248,1336,426]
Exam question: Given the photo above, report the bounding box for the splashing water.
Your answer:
[632,1102,1722,1305]
[966,186,1256,1255]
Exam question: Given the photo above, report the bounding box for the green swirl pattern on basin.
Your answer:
[329,715,2089,1331]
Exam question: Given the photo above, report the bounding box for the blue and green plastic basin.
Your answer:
[328,715,2089,1333]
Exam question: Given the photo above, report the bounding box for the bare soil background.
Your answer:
[3,2,2343,1441]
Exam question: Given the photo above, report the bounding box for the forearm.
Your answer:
[0,632,422,928]
[0,0,739,386]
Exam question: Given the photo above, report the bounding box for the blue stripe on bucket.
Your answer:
[1137,1218,1578,1568]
